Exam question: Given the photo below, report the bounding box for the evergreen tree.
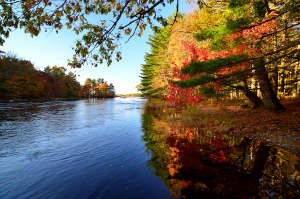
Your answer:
[140,25,171,97]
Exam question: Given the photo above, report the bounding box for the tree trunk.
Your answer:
[254,58,284,110]
[296,63,300,98]
[272,65,278,96]
[237,85,263,108]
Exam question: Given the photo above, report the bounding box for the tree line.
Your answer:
[0,54,115,100]
[79,78,115,98]
[0,0,298,109]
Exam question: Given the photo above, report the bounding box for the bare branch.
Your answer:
[170,0,179,28]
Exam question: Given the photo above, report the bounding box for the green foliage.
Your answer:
[181,54,248,76]
[253,1,267,18]
[174,75,217,88]
[140,25,171,97]
[225,18,252,31]
[141,108,171,189]
[228,0,250,8]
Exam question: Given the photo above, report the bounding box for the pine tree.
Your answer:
[140,25,171,97]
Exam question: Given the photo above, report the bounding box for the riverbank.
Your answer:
[145,99,300,155]
[117,93,141,97]
[0,96,117,103]
[0,98,80,103]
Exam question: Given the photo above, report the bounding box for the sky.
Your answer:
[1,2,191,94]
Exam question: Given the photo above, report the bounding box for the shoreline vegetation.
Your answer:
[0,54,116,101]
[145,98,300,155]
[117,93,141,97]
[0,96,115,103]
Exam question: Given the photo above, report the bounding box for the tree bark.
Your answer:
[272,65,278,96]
[237,85,263,108]
[254,58,284,110]
[296,63,300,98]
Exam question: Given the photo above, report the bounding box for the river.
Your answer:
[0,98,299,199]
[0,98,171,199]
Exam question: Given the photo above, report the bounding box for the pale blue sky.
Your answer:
[1,2,191,94]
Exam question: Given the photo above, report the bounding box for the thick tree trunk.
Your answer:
[296,63,300,98]
[244,88,263,109]
[254,58,284,110]
[237,85,263,108]
[272,65,278,96]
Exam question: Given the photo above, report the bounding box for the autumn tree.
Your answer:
[175,0,299,110]
[44,65,80,98]
[0,54,80,99]
[0,0,181,67]
[80,77,115,98]
[0,54,44,99]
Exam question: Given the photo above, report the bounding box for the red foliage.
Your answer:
[165,66,201,105]
[165,14,277,105]
[165,41,249,105]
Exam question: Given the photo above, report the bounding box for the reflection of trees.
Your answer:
[142,106,300,198]
[259,147,300,198]
[142,111,174,195]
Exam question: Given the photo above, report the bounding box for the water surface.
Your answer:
[1,98,300,199]
[0,98,171,199]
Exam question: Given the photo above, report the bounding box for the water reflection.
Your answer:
[142,104,300,198]
[1,98,299,199]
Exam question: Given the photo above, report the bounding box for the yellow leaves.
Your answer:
[138,23,146,36]
[168,167,177,176]
[37,7,43,15]
[54,23,62,30]
[116,3,122,11]
[56,10,63,18]
[79,15,85,23]
[97,83,108,89]
[43,13,49,20]
[125,28,131,35]
[138,30,143,36]
[28,26,39,36]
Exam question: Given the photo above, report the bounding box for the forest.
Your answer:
[138,1,300,176]
[139,0,299,111]
[0,54,115,100]
[0,0,299,198]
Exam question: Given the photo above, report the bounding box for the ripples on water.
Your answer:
[1,98,300,199]
[0,98,171,199]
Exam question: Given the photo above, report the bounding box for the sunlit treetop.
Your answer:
[0,0,180,67]
[194,0,299,51]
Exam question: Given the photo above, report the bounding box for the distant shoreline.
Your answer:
[116,94,141,97]
[0,96,116,103]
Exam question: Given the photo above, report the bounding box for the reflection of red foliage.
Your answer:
[212,136,227,149]
[209,150,228,163]
[166,127,230,174]
[167,134,209,172]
